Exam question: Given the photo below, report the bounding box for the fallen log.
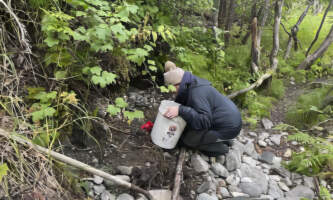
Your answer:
[171,148,186,200]
[0,128,154,200]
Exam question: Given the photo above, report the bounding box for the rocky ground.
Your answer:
[63,84,333,200]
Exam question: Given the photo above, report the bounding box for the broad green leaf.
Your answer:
[82,67,90,74]
[99,43,114,52]
[152,31,157,42]
[31,106,56,122]
[157,25,164,33]
[90,66,102,75]
[34,91,57,103]
[142,70,148,75]
[127,4,139,14]
[102,71,117,84]
[144,45,153,52]
[149,66,157,72]
[111,23,124,35]
[124,110,144,121]
[0,163,8,182]
[72,32,87,41]
[91,75,103,85]
[107,105,121,116]
[95,26,109,40]
[159,86,169,93]
[115,97,128,108]
[55,71,67,80]
[168,85,176,92]
[75,11,86,17]
[148,60,155,65]
[309,106,323,113]
[44,36,59,47]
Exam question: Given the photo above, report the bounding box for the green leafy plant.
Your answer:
[274,124,333,177]
[286,87,332,129]
[159,85,176,93]
[26,88,80,147]
[319,186,331,200]
[82,66,117,88]
[107,97,144,123]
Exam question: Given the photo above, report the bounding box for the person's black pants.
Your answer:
[178,126,241,157]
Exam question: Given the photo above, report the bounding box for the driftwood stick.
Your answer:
[227,71,273,99]
[0,128,154,200]
[171,147,186,200]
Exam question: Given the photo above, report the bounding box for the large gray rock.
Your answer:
[101,191,116,200]
[242,156,257,167]
[303,176,315,189]
[196,193,218,200]
[285,185,315,200]
[228,185,242,193]
[226,174,240,186]
[232,141,245,155]
[269,134,282,146]
[218,187,231,198]
[244,141,259,159]
[117,166,133,175]
[278,181,290,191]
[268,180,284,199]
[211,163,229,178]
[258,140,267,147]
[116,193,135,200]
[248,132,257,137]
[258,132,270,141]
[262,118,274,129]
[230,192,250,198]
[197,181,216,193]
[226,150,242,171]
[93,185,106,195]
[191,154,210,173]
[239,164,268,195]
[93,175,104,184]
[270,134,282,146]
[259,151,275,164]
[148,190,172,200]
[239,182,262,197]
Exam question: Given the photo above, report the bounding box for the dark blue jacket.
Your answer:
[177,73,242,133]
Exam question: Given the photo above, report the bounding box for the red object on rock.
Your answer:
[140,121,154,132]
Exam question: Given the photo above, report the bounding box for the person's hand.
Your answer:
[164,106,179,119]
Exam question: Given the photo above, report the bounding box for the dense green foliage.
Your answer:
[275,124,333,178]
[286,86,332,129]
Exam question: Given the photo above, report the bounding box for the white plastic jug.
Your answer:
[151,100,187,149]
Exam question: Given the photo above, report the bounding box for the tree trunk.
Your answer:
[257,0,270,47]
[218,0,227,28]
[227,0,284,99]
[270,0,284,71]
[306,0,333,56]
[241,0,258,44]
[313,0,323,15]
[298,24,333,69]
[224,0,236,46]
[251,17,259,73]
[284,1,312,59]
